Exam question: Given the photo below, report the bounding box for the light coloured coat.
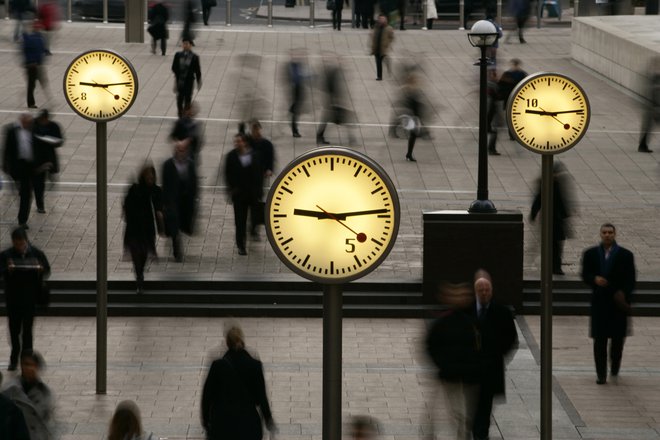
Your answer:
[2,377,54,440]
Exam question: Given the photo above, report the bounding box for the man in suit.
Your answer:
[470,270,518,440]
[0,227,51,371]
[581,223,636,385]
[3,113,35,228]
[224,133,264,256]
[162,141,198,262]
[171,38,202,118]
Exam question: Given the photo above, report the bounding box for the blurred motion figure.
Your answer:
[638,56,660,153]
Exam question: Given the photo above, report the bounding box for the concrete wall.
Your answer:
[572,16,660,97]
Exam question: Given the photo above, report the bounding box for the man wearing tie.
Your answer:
[172,38,202,118]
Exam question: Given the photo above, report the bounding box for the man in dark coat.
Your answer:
[201,0,215,25]
[201,325,275,440]
[32,109,63,214]
[469,270,518,440]
[148,1,169,56]
[169,101,203,164]
[0,228,51,371]
[3,113,35,228]
[287,49,307,138]
[162,142,198,262]
[172,38,202,118]
[224,133,264,256]
[581,223,636,385]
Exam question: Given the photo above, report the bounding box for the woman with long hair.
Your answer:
[108,400,155,440]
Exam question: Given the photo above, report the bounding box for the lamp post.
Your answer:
[467,20,499,213]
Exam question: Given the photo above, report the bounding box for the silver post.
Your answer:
[96,121,108,395]
[497,0,502,24]
[5,0,10,20]
[322,284,342,440]
[540,154,554,440]
[459,0,465,29]
[267,0,273,27]
[537,0,542,28]
[226,0,232,26]
[67,0,72,22]
[422,0,428,29]
[103,0,108,23]
[309,0,315,28]
[574,0,579,17]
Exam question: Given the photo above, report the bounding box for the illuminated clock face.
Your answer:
[507,72,590,154]
[266,147,400,284]
[63,50,138,122]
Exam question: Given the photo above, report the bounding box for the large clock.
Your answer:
[507,72,590,154]
[63,49,138,122]
[266,147,400,284]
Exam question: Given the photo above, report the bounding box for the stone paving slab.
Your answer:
[1,21,659,283]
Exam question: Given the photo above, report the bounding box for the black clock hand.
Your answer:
[316,205,367,243]
[336,208,389,218]
[104,82,132,87]
[293,208,389,220]
[525,109,553,116]
[539,107,571,129]
[553,109,585,115]
[79,81,108,88]
[293,208,331,219]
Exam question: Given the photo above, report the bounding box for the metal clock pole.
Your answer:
[322,283,343,440]
[96,121,108,394]
[540,154,553,440]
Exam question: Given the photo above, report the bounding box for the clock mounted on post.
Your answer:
[63,49,138,122]
[265,147,400,284]
[507,72,590,154]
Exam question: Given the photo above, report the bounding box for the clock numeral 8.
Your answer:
[81,92,87,100]
[526,98,538,107]
[345,238,356,253]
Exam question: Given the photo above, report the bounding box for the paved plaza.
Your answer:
[0,17,659,440]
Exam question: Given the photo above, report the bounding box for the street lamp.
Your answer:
[467,19,498,213]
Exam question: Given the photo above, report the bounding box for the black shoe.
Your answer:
[488,149,501,156]
[553,269,565,275]
[28,104,37,109]
[317,137,330,145]
[596,378,606,385]
[238,247,247,256]
[520,38,526,43]
[7,362,17,371]
[19,223,29,230]
[293,131,301,138]
[174,253,183,263]
[405,154,416,162]
[376,78,382,81]
[37,208,46,214]
[638,145,653,153]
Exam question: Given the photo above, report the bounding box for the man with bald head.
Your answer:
[470,270,518,440]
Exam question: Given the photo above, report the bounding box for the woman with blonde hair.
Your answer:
[108,400,155,440]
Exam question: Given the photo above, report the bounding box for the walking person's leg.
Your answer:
[33,172,46,212]
[7,307,22,368]
[593,336,608,383]
[18,175,33,225]
[610,336,625,377]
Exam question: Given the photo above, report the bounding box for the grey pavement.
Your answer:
[0,17,659,440]
[0,19,658,283]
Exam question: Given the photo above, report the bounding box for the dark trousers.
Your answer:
[553,239,563,272]
[332,9,343,29]
[472,384,494,440]
[406,131,417,158]
[26,64,40,107]
[356,13,372,28]
[290,88,302,134]
[33,172,46,211]
[17,173,33,225]
[129,245,148,284]
[594,336,625,380]
[8,305,34,365]
[151,37,167,55]
[232,197,258,249]
[375,54,385,79]
[176,87,193,117]
[202,5,212,25]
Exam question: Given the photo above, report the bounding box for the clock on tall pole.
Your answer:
[63,49,138,395]
[266,147,400,440]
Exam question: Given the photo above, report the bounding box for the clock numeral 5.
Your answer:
[345,238,356,253]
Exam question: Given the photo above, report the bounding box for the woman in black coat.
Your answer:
[148,1,169,56]
[201,325,276,440]
[123,165,163,293]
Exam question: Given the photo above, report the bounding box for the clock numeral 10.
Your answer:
[526,98,538,107]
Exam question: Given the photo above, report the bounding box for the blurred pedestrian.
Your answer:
[248,119,275,179]
[2,113,36,227]
[148,0,169,56]
[181,0,196,44]
[487,58,527,155]
[396,0,406,29]
[484,16,502,67]
[316,56,356,146]
[355,0,375,28]
[172,38,202,118]
[201,324,276,440]
[0,371,30,440]
[469,270,517,440]
[32,109,63,214]
[36,0,60,55]
[530,161,573,275]
[581,223,636,385]
[170,101,203,164]
[162,141,198,262]
[370,14,394,81]
[123,164,164,294]
[637,56,660,153]
[350,415,379,438]
[2,351,54,439]
[426,0,438,29]
[107,400,156,440]
[331,0,349,30]
[224,133,264,255]
[11,0,33,42]
[201,0,216,25]
[426,281,481,440]
[506,0,530,43]
[0,228,50,371]
[287,49,308,138]
[22,19,48,109]
[391,66,429,162]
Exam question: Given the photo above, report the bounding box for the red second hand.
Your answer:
[316,205,367,243]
